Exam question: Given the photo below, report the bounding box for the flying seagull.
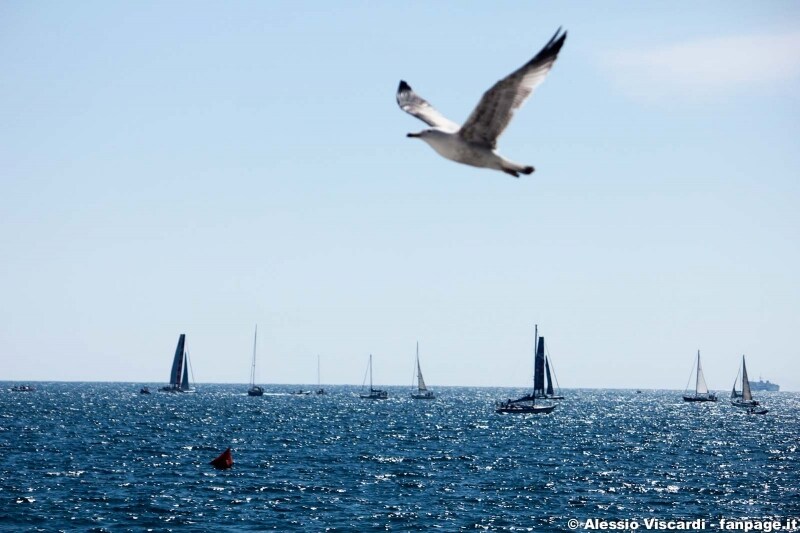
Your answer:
[397,28,566,178]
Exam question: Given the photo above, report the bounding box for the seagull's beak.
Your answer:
[407,132,420,138]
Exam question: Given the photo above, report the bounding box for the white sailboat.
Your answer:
[682,350,717,402]
[359,354,388,399]
[315,355,326,395]
[730,355,767,414]
[410,342,435,400]
[247,325,264,396]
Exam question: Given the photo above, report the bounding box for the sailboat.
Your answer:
[247,325,264,396]
[532,326,564,400]
[730,355,768,414]
[496,325,556,414]
[315,355,326,395]
[359,354,388,399]
[682,350,717,402]
[410,342,435,400]
[160,333,194,392]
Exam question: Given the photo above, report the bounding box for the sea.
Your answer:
[1,383,798,532]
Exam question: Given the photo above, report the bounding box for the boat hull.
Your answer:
[247,387,264,397]
[160,386,195,393]
[360,390,388,400]
[683,394,717,402]
[731,399,759,408]
[411,392,436,400]
[496,404,556,414]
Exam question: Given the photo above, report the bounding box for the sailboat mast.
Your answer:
[695,350,700,393]
[317,354,320,387]
[369,354,373,390]
[415,342,420,389]
[250,325,258,387]
[741,355,753,401]
[533,324,538,389]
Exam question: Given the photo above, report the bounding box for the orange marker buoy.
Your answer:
[210,447,233,470]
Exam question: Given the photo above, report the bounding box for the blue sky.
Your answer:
[2,1,798,391]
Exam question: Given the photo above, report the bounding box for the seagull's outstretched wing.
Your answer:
[396,81,460,133]
[459,28,566,149]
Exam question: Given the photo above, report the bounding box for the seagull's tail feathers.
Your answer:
[500,163,535,178]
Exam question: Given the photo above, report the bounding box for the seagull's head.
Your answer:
[407,128,447,140]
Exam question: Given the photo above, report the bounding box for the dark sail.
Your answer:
[545,357,554,396]
[170,334,186,387]
[533,335,545,397]
[494,324,556,415]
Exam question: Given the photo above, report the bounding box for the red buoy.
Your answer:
[210,447,233,470]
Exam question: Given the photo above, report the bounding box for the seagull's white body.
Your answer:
[407,128,533,176]
[397,28,567,178]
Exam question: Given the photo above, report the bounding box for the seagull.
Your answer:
[397,28,566,178]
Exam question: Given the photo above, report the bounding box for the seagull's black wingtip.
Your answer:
[534,27,567,61]
[551,27,567,46]
[398,80,411,92]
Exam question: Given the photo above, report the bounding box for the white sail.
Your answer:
[416,360,427,392]
[695,350,709,395]
[414,342,427,392]
[741,355,752,402]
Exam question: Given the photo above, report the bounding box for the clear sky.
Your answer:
[2,1,798,391]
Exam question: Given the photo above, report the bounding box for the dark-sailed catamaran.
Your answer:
[410,342,435,400]
[533,325,564,400]
[247,325,264,396]
[730,355,768,414]
[682,350,717,402]
[496,325,557,414]
[161,333,194,393]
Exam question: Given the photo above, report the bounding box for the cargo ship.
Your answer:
[749,378,779,392]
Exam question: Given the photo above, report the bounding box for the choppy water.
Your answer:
[1,383,798,531]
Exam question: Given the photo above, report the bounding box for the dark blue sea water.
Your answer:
[1,384,798,531]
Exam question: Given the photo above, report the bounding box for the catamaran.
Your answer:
[359,354,388,399]
[730,355,768,414]
[531,325,563,400]
[496,325,556,414]
[161,333,195,393]
[410,342,435,400]
[682,350,717,402]
[247,325,264,396]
